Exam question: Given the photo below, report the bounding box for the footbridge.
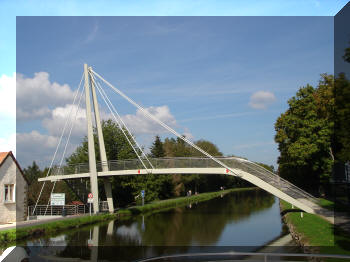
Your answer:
[39,157,321,215]
[34,64,328,220]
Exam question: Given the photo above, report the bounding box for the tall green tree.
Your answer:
[334,74,350,162]
[66,119,138,165]
[334,41,350,162]
[150,135,165,157]
[274,75,334,194]
[23,161,41,184]
[65,119,141,206]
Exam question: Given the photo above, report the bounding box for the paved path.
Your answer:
[0,214,88,231]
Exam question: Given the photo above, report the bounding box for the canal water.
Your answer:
[23,189,301,261]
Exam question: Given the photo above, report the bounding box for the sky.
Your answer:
[0,0,348,169]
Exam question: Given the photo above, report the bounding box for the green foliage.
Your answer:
[23,161,41,185]
[255,162,275,173]
[23,162,77,205]
[66,119,138,165]
[275,75,334,193]
[150,135,165,157]
[334,73,350,163]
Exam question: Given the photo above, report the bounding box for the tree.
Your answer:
[274,75,334,194]
[24,163,78,206]
[66,119,138,165]
[256,162,275,173]
[343,41,350,63]
[65,119,141,206]
[334,41,350,162]
[23,161,41,185]
[191,139,223,157]
[150,135,165,157]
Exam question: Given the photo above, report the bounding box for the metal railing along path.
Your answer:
[28,201,110,216]
[28,205,87,216]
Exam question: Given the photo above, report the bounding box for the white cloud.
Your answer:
[0,133,16,156]
[42,104,88,137]
[249,91,276,109]
[122,105,177,135]
[16,72,76,120]
[0,73,16,118]
[182,127,194,141]
[17,131,59,149]
[16,131,60,167]
[85,21,99,43]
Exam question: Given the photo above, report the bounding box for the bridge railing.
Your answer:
[235,159,317,203]
[49,157,317,203]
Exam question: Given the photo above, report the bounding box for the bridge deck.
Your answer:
[39,157,327,217]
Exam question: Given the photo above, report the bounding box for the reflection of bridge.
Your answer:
[35,64,329,220]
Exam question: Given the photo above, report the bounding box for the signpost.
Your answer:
[141,190,145,206]
[88,193,93,216]
[51,193,65,206]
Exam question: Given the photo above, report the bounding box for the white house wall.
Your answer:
[0,156,28,223]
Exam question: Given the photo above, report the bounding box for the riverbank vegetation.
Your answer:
[280,200,350,260]
[0,187,255,247]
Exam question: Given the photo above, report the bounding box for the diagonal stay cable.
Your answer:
[32,73,84,215]
[44,88,84,215]
[89,71,152,169]
[91,73,151,172]
[90,72,154,169]
[92,69,242,177]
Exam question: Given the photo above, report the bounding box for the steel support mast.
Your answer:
[88,67,114,213]
[84,63,100,214]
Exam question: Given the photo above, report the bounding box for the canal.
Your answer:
[23,189,301,261]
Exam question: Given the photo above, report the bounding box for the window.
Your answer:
[4,184,15,202]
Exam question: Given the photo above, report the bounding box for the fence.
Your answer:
[28,205,87,216]
[28,200,111,217]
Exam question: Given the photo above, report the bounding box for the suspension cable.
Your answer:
[90,72,154,169]
[91,69,242,177]
[44,88,84,215]
[32,73,84,215]
[91,73,151,172]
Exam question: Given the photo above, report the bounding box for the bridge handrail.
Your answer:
[238,159,317,202]
[49,157,317,203]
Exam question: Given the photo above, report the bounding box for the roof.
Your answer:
[0,152,9,165]
[0,151,28,184]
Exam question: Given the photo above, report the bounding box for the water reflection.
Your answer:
[24,189,298,261]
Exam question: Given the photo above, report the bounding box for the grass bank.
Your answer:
[280,200,350,261]
[318,198,350,215]
[0,187,256,247]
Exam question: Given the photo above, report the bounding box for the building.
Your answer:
[0,151,28,223]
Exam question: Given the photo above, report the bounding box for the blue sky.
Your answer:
[0,1,348,168]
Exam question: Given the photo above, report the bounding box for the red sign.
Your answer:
[226,169,229,173]
[88,193,93,199]
[138,170,140,174]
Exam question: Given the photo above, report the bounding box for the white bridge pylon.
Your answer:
[38,64,323,216]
